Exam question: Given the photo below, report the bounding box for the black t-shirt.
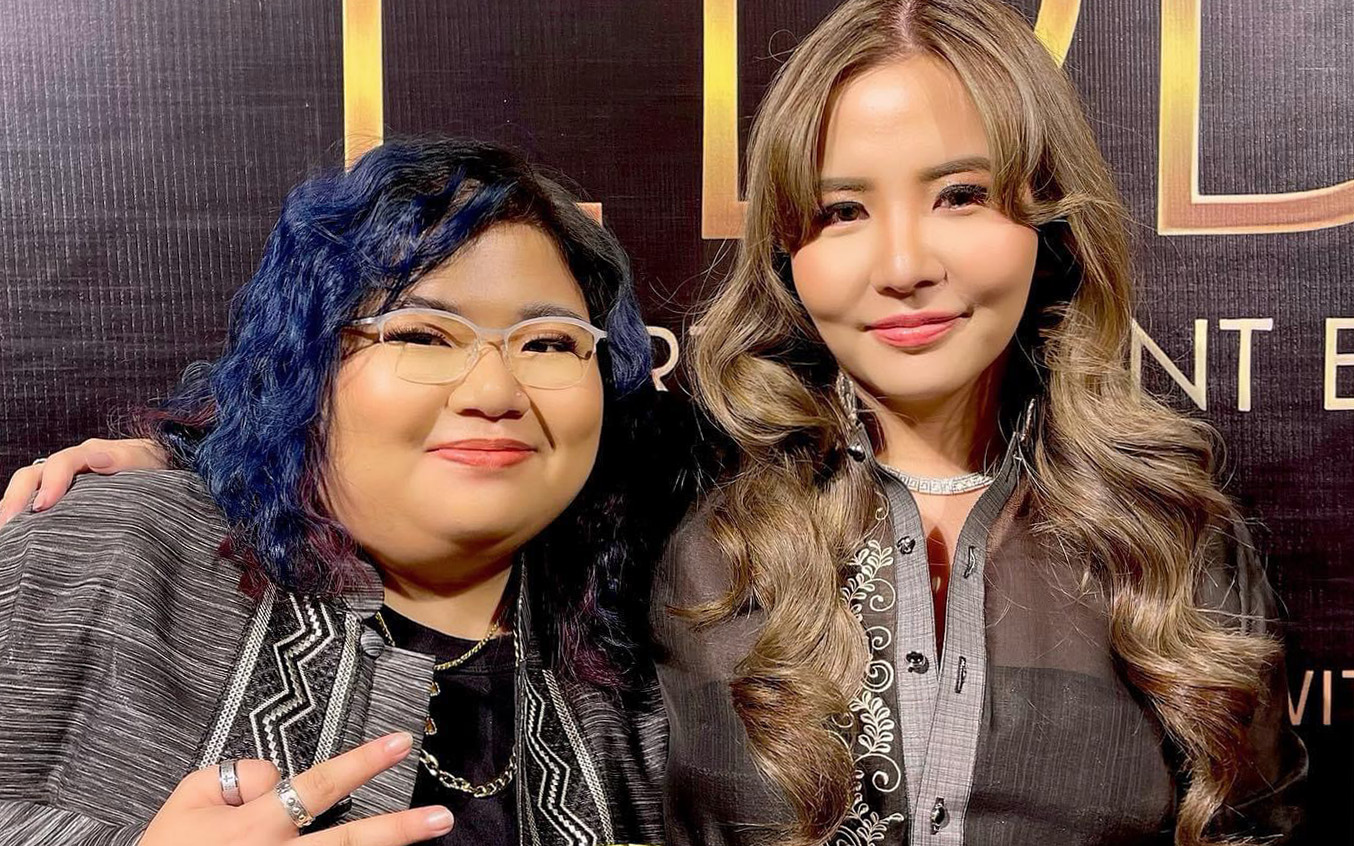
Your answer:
[374,606,517,846]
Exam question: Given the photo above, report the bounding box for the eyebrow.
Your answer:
[818,177,872,194]
[518,302,590,322]
[393,294,588,323]
[817,156,993,194]
[918,156,992,182]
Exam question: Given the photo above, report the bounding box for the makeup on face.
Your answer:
[325,223,605,574]
[789,55,1039,411]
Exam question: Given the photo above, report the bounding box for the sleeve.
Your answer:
[0,508,155,845]
[649,506,792,846]
[0,801,147,846]
[1199,519,1309,843]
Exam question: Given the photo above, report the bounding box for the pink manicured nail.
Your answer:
[30,493,48,512]
[424,807,454,834]
[382,731,413,755]
[87,451,114,469]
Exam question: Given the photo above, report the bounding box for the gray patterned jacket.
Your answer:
[0,470,666,846]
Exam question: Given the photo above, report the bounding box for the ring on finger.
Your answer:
[30,457,47,466]
[218,759,244,806]
[274,778,316,829]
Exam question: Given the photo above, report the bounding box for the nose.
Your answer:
[870,208,943,295]
[448,343,530,419]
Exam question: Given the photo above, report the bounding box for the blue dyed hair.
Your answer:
[142,138,669,682]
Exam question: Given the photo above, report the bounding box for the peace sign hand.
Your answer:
[140,732,453,846]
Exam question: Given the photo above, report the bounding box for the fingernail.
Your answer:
[87,451,113,469]
[424,807,454,835]
[30,493,47,512]
[382,731,413,756]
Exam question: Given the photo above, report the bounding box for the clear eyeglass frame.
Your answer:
[346,306,608,390]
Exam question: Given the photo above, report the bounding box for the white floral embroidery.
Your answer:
[832,539,907,844]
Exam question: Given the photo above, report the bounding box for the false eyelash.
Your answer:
[936,183,989,208]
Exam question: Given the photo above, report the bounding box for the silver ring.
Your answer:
[274,778,315,829]
[30,457,47,466]
[217,759,243,806]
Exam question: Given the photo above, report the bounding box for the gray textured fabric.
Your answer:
[0,470,665,846]
[653,435,1308,846]
[875,441,1023,845]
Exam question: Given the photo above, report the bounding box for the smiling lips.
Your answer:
[867,311,966,349]
[430,438,536,468]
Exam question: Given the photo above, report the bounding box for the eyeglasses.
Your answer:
[347,307,608,390]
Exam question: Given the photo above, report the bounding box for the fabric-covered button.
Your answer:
[905,651,930,674]
[360,628,386,658]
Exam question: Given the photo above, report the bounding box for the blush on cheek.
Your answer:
[790,248,861,321]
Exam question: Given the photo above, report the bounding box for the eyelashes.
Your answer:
[814,183,991,227]
[934,183,989,209]
[816,201,867,226]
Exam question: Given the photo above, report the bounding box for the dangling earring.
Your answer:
[836,371,867,461]
[835,370,859,427]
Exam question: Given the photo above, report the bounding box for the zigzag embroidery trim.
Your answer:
[314,610,360,766]
[522,672,598,846]
[198,582,278,768]
[248,594,337,775]
[542,669,615,844]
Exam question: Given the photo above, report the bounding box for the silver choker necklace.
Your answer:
[881,465,994,495]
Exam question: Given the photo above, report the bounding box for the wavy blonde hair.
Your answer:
[689,1,1279,844]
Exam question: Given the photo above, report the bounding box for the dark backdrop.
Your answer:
[1,0,1349,837]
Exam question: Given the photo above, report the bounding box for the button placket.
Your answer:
[878,471,941,811]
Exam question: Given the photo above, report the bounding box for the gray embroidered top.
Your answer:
[653,430,1308,846]
[0,470,666,846]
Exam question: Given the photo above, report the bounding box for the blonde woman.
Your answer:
[654,1,1305,845]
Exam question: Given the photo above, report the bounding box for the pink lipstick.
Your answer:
[430,438,536,468]
[867,311,965,349]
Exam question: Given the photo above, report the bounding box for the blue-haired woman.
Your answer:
[0,139,675,846]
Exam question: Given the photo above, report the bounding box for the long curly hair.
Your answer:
[689,1,1279,842]
[137,137,676,686]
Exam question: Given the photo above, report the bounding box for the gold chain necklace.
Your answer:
[372,609,516,798]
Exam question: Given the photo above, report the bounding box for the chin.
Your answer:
[859,373,982,410]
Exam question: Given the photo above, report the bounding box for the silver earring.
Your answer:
[836,372,867,461]
[835,371,859,426]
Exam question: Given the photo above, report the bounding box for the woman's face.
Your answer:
[326,223,604,578]
[790,55,1038,412]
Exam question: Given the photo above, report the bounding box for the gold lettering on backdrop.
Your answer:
[1217,318,1272,412]
[701,0,740,239]
[1131,319,1209,410]
[648,325,681,390]
[1288,670,1313,725]
[344,0,384,168]
[1325,318,1354,410]
[1158,0,1354,234]
[1286,669,1354,725]
[339,2,603,222]
[700,0,1082,239]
